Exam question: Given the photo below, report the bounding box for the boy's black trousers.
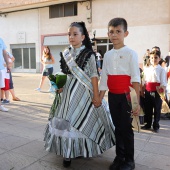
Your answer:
[108,92,134,162]
[144,90,162,129]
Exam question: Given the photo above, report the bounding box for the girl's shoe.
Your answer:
[63,158,71,167]
[35,88,41,92]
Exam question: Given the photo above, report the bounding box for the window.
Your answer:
[11,44,36,70]
[49,2,77,18]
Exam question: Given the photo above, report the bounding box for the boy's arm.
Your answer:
[132,82,140,115]
[3,50,10,71]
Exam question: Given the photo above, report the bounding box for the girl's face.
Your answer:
[150,54,160,66]
[68,26,85,48]
[44,47,49,53]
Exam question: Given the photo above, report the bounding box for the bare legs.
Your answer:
[39,76,46,89]
[1,90,9,101]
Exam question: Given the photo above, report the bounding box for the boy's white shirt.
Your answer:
[99,46,140,91]
[143,64,167,87]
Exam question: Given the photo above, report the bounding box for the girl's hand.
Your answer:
[57,88,63,93]
[92,96,102,108]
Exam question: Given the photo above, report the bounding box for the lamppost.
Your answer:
[91,30,100,47]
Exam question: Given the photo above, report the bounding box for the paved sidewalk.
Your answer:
[0,73,170,170]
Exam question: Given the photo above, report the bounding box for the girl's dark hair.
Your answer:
[108,18,128,32]
[69,22,93,51]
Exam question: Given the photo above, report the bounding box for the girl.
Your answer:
[44,22,115,167]
[35,46,55,92]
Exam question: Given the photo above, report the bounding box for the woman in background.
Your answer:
[35,46,55,92]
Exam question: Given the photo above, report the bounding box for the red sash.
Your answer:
[145,82,160,92]
[1,78,9,90]
[107,75,132,94]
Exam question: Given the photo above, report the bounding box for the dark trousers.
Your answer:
[144,90,162,129]
[108,92,134,162]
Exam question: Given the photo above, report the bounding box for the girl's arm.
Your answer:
[91,77,101,107]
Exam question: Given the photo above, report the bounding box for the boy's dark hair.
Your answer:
[152,46,161,54]
[108,18,127,32]
[150,50,161,58]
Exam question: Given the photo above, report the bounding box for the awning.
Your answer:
[43,36,69,46]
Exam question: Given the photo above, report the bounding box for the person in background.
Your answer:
[143,49,150,67]
[1,52,20,103]
[165,52,170,67]
[1,61,10,104]
[93,48,102,73]
[35,46,55,92]
[0,37,10,112]
[141,50,167,133]
[98,18,140,170]
[159,58,167,72]
[99,49,104,69]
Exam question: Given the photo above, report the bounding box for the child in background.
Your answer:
[1,52,20,103]
[1,52,12,104]
[141,50,167,133]
[98,18,140,170]
[1,68,10,104]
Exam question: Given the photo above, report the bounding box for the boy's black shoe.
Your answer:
[119,161,135,170]
[63,158,71,167]
[141,125,151,130]
[109,156,124,170]
[153,128,159,133]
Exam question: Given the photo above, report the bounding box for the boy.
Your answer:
[141,50,167,133]
[0,37,10,111]
[98,18,140,170]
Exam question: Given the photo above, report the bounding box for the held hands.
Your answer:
[92,94,102,108]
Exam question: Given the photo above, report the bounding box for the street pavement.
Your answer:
[0,73,170,170]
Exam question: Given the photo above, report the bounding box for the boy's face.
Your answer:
[150,54,160,66]
[108,25,128,49]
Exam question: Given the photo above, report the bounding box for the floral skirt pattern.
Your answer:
[44,76,115,158]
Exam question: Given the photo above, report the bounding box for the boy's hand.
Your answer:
[6,64,11,73]
[132,105,140,116]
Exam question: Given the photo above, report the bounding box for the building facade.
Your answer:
[0,0,170,73]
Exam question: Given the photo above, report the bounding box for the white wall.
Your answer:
[0,9,41,71]
[126,24,170,63]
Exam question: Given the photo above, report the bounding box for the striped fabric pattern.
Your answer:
[44,76,115,158]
